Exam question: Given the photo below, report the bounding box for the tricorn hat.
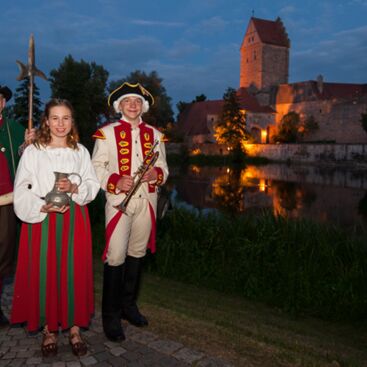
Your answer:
[0,85,12,102]
[108,82,154,114]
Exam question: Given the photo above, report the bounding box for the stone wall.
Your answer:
[244,143,367,164]
[275,97,367,144]
[167,142,367,165]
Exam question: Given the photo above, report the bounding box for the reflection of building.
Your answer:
[172,165,367,228]
[178,17,367,145]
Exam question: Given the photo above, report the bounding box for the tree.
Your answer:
[214,87,249,152]
[176,101,189,115]
[13,78,43,128]
[274,111,300,143]
[299,115,319,137]
[361,112,367,134]
[192,94,206,103]
[109,70,173,128]
[49,55,109,151]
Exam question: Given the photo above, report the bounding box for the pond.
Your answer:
[165,163,367,230]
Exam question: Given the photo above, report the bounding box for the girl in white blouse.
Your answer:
[11,99,100,357]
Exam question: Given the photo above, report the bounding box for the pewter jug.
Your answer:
[45,171,82,207]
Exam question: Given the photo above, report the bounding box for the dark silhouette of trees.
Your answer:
[13,78,43,128]
[49,55,109,151]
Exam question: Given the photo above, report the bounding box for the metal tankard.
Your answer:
[45,171,82,207]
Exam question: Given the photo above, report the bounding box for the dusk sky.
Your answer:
[1,0,366,117]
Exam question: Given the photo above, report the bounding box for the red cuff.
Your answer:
[107,173,121,194]
[155,167,164,186]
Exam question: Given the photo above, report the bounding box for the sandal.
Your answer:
[69,332,87,357]
[41,328,58,357]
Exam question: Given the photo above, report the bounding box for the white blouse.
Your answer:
[14,143,100,223]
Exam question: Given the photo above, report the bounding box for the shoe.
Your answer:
[103,316,126,342]
[121,256,148,327]
[69,332,88,357]
[121,305,148,327]
[41,329,58,357]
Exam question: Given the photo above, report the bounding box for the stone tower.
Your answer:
[240,17,290,92]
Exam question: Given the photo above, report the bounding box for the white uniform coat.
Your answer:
[92,119,168,265]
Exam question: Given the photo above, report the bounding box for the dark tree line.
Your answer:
[11,55,174,151]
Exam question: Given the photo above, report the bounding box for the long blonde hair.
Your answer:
[35,98,79,149]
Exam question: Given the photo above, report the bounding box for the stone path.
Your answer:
[0,280,233,367]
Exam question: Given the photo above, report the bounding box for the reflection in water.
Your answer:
[170,164,367,230]
[212,169,244,213]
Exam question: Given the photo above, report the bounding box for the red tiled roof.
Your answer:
[237,88,275,113]
[251,17,290,47]
[276,81,367,103]
[177,91,275,136]
[177,100,223,136]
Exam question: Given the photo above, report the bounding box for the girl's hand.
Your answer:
[41,203,70,213]
[56,178,78,194]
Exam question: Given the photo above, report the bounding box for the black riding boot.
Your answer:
[102,263,125,341]
[121,256,148,327]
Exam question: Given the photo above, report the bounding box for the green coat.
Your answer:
[0,114,25,179]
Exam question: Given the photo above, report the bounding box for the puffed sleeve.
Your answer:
[13,147,47,223]
[70,145,100,206]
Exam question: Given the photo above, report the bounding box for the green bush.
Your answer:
[147,208,367,322]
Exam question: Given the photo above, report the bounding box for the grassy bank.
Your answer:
[91,203,367,322]
[149,208,367,322]
[90,204,367,366]
[139,274,367,367]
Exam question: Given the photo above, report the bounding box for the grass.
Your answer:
[90,203,367,366]
[91,261,367,367]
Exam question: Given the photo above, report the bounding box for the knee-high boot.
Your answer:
[121,256,148,327]
[102,264,125,341]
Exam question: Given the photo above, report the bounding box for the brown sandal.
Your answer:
[41,328,58,357]
[69,332,87,357]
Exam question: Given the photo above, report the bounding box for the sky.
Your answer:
[1,0,366,118]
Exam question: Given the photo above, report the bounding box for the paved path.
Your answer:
[0,280,233,367]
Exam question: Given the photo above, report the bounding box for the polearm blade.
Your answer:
[16,34,47,130]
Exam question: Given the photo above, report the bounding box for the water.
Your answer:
[166,163,367,230]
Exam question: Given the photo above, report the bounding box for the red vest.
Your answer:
[0,151,12,195]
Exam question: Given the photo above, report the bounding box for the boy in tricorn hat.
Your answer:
[92,82,169,341]
[0,84,34,326]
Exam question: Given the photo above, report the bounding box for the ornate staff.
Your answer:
[16,34,47,130]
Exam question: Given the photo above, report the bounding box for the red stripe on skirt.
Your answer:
[73,206,94,327]
[11,205,94,332]
[11,222,42,330]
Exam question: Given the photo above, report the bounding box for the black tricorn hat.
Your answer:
[108,82,154,109]
[0,85,12,101]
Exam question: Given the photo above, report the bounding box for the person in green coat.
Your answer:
[0,84,33,327]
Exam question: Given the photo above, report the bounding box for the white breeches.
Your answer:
[105,198,152,266]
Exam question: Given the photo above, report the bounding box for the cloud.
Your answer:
[291,25,367,82]
[279,5,297,16]
[184,15,231,38]
[167,41,201,59]
[130,19,185,27]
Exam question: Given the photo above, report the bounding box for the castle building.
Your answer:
[178,17,367,145]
